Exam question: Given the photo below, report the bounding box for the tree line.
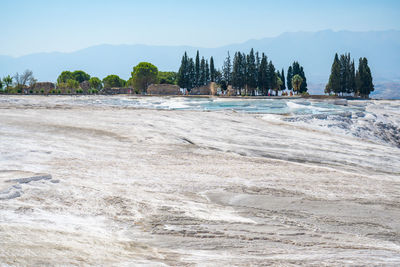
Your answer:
[1,50,374,97]
[0,64,174,94]
[177,49,308,96]
[325,53,374,98]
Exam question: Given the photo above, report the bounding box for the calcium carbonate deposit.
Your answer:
[1,95,400,266]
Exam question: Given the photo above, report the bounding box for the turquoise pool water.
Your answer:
[73,97,366,115]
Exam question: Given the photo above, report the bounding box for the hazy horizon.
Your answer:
[2,29,400,58]
[1,0,399,57]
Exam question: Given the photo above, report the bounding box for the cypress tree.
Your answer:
[241,52,247,93]
[200,57,206,86]
[299,66,308,93]
[195,50,200,87]
[292,62,300,76]
[232,52,240,94]
[210,57,215,82]
[188,58,195,90]
[356,57,374,98]
[205,60,210,84]
[326,53,341,95]
[281,69,286,90]
[290,61,307,93]
[247,48,257,95]
[177,52,189,89]
[222,52,232,86]
[268,61,276,92]
[255,51,260,94]
[349,59,356,94]
[287,66,293,91]
[259,54,268,95]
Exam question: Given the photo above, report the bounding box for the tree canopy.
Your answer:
[326,53,373,97]
[57,70,90,84]
[103,75,125,88]
[158,71,177,85]
[89,77,103,89]
[72,70,91,83]
[355,57,374,98]
[131,62,158,93]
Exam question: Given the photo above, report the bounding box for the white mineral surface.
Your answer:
[0,95,400,266]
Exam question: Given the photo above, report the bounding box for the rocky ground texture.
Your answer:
[1,96,400,266]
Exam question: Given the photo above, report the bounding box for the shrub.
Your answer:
[58,90,61,94]
[40,89,44,94]
[29,90,33,94]
[67,90,71,94]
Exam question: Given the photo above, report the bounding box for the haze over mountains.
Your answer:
[1,30,399,94]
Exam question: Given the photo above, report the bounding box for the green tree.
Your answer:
[290,61,307,93]
[131,62,158,93]
[57,71,74,84]
[0,79,2,91]
[292,74,303,94]
[268,61,276,92]
[188,58,195,90]
[246,48,257,95]
[103,75,125,88]
[158,71,177,84]
[66,79,79,89]
[200,57,206,86]
[72,70,91,83]
[222,52,232,86]
[281,69,286,90]
[326,53,341,95]
[3,75,13,90]
[258,53,269,95]
[205,60,210,84]
[274,74,283,96]
[355,57,374,98]
[287,66,293,91]
[210,56,215,82]
[89,77,102,90]
[177,52,189,89]
[195,50,200,87]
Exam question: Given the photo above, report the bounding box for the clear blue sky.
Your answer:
[1,0,399,57]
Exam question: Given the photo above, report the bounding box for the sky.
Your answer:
[1,0,399,57]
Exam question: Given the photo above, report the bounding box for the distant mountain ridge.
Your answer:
[1,30,399,95]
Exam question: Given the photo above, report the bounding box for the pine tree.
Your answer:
[210,57,215,82]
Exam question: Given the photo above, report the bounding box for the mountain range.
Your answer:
[1,30,399,95]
